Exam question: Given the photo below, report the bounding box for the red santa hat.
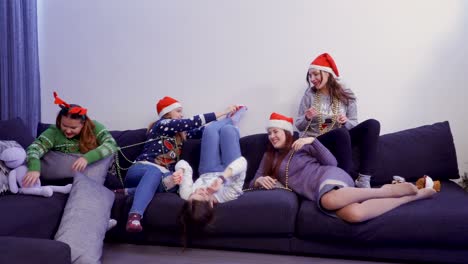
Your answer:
[308,53,340,79]
[267,112,294,134]
[156,96,182,118]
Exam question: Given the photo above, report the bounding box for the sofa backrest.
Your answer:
[371,121,459,185]
[238,122,460,187]
[38,120,459,189]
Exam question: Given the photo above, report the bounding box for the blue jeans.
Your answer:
[125,163,175,216]
[198,118,241,174]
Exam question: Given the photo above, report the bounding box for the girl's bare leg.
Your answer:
[335,188,436,223]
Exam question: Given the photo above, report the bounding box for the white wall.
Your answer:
[37,0,468,174]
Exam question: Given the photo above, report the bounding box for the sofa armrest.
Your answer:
[0,236,71,264]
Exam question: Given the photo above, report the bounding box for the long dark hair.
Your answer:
[56,104,97,153]
[179,199,215,248]
[306,71,355,106]
[262,130,294,179]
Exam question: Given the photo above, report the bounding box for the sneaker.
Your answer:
[355,174,371,188]
[126,213,143,233]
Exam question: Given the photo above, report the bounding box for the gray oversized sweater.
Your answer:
[250,139,354,201]
[295,87,358,137]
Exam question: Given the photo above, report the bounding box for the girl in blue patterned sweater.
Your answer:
[124,96,239,232]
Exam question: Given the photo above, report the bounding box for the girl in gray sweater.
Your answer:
[295,53,380,188]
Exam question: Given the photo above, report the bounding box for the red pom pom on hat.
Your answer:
[156,96,182,118]
[267,112,294,134]
[309,53,340,79]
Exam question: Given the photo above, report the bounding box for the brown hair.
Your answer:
[179,200,215,248]
[56,105,97,153]
[306,71,355,106]
[262,130,294,179]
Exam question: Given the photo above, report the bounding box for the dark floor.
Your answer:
[102,243,402,264]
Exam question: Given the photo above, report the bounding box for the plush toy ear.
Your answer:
[415,177,425,189]
[433,181,441,192]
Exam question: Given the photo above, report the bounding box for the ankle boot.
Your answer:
[126,213,143,233]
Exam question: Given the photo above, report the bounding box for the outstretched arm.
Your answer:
[155,113,217,136]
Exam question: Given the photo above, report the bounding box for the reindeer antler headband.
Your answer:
[53,92,88,116]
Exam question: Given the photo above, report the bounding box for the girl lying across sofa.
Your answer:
[249,112,436,222]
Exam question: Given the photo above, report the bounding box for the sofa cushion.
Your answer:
[40,151,113,185]
[55,173,114,264]
[239,133,270,188]
[371,121,459,185]
[180,138,202,180]
[0,118,35,149]
[296,181,468,247]
[0,193,68,238]
[142,189,299,236]
[0,236,71,264]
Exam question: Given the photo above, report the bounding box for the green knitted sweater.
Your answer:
[26,120,118,171]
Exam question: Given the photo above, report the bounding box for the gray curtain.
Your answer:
[0,0,41,136]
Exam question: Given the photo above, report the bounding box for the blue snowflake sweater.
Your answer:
[135,113,216,171]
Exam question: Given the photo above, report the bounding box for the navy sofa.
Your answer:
[105,120,466,264]
[1,118,466,264]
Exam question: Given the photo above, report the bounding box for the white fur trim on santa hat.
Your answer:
[267,120,294,134]
[308,65,338,79]
[158,102,182,118]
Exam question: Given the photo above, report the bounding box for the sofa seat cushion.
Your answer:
[296,181,468,247]
[0,193,67,238]
[142,189,299,236]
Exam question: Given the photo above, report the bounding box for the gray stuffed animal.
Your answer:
[0,146,72,197]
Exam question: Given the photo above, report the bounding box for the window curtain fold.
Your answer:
[0,0,41,136]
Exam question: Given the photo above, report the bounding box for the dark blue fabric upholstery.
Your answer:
[372,121,459,185]
[25,119,466,264]
[296,181,467,247]
[0,118,35,149]
[0,193,67,239]
[142,189,298,236]
[0,236,71,264]
[106,128,147,189]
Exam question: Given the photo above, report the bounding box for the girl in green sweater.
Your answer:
[23,92,118,187]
